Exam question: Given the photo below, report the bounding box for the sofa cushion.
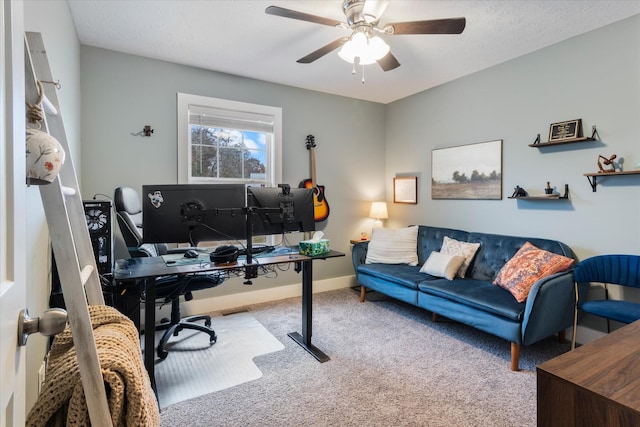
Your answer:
[440,236,480,278]
[416,226,470,265]
[365,226,419,266]
[357,263,424,290]
[420,251,466,280]
[493,241,575,302]
[418,278,526,321]
[465,232,574,282]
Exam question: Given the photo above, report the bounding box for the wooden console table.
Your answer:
[537,320,640,426]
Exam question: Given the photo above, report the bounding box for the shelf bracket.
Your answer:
[532,134,541,145]
[591,125,599,140]
[586,175,597,192]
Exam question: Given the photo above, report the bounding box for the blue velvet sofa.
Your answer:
[352,225,577,370]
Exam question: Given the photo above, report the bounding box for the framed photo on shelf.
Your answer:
[393,176,418,204]
[549,119,582,142]
[431,140,503,200]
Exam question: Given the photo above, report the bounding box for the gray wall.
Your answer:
[80,47,386,293]
[385,14,640,260]
[384,14,640,336]
[79,15,640,291]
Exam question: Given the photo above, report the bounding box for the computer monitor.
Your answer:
[246,185,315,236]
[142,184,247,245]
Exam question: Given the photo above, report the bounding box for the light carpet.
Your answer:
[153,312,284,409]
[159,288,572,426]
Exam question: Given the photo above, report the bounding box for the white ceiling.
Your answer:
[67,0,640,104]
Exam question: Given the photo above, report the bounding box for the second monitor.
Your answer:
[246,185,315,237]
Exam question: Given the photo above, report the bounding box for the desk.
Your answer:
[537,320,640,426]
[113,249,344,391]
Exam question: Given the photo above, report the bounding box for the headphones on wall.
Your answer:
[209,245,239,265]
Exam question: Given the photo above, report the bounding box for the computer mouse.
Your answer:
[183,249,199,259]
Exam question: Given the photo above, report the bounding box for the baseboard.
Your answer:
[180,274,356,317]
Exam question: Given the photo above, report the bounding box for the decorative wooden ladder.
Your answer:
[25,31,113,425]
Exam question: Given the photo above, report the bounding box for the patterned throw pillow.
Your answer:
[365,226,419,266]
[420,251,466,280]
[493,241,574,302]
[440,236,481,278]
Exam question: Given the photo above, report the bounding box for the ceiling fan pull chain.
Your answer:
[351,61,356,75]
[361,64,365,84]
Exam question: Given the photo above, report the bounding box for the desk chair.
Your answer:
[114,186,221,359]
[571,254,640,349]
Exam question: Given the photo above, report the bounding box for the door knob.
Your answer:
[18,308,67,346]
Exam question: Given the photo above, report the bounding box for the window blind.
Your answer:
[188,105,274,133]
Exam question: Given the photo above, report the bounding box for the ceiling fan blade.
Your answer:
[377,51,400,71]
[386,17,466,35]
[361,0,390,24]
[265,5,344,27]
[297,37,349,64]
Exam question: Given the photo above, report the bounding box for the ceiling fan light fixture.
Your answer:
[266,3,466,75]
[338,31,389,64]
[369,35,390,59]
[337,33,359,63]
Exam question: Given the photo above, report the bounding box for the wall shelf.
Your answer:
[508,184,570,200]
[584,170,640,192]
[529,137,596,148]
[529,125,599,147]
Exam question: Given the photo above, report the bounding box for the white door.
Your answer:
[0,1,27,426]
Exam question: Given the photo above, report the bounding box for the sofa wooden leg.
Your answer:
[558,329,566,343]
[511,342,520,371]
[359,286,366,303]
[432,313,438,322]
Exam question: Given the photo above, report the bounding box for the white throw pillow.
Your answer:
[365,226,419,266]
[420,251,466,280]
[440,236,481,278]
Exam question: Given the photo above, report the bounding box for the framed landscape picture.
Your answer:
[432,140,502,200]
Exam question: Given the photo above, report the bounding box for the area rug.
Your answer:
[153,312,284,409]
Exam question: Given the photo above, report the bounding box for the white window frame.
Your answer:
[177,93,282,187]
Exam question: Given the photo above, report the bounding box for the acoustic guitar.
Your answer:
[299,135,330,222]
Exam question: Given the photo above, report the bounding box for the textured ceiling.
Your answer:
[68,1,640,104]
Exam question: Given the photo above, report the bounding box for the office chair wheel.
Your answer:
[210,333,217,344]
[158,348,169,360]
[205,318,211,327]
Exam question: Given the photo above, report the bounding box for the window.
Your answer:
[177,94,283,246]
[177,93,282,187]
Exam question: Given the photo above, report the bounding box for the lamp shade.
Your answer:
[369,201,388,220]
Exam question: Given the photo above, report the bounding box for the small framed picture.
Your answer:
[549,119,582,142]
[394,176,418,204]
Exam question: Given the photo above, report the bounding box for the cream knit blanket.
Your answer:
[27,305,160,427]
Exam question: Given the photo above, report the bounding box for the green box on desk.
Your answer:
[299,239,330,256]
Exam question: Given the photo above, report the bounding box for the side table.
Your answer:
[537,320,640,426]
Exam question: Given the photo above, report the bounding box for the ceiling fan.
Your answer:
[265,0,466,72]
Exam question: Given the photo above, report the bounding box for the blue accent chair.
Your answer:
[571,254,640,349]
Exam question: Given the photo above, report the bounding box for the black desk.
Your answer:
[113,249,344,390]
